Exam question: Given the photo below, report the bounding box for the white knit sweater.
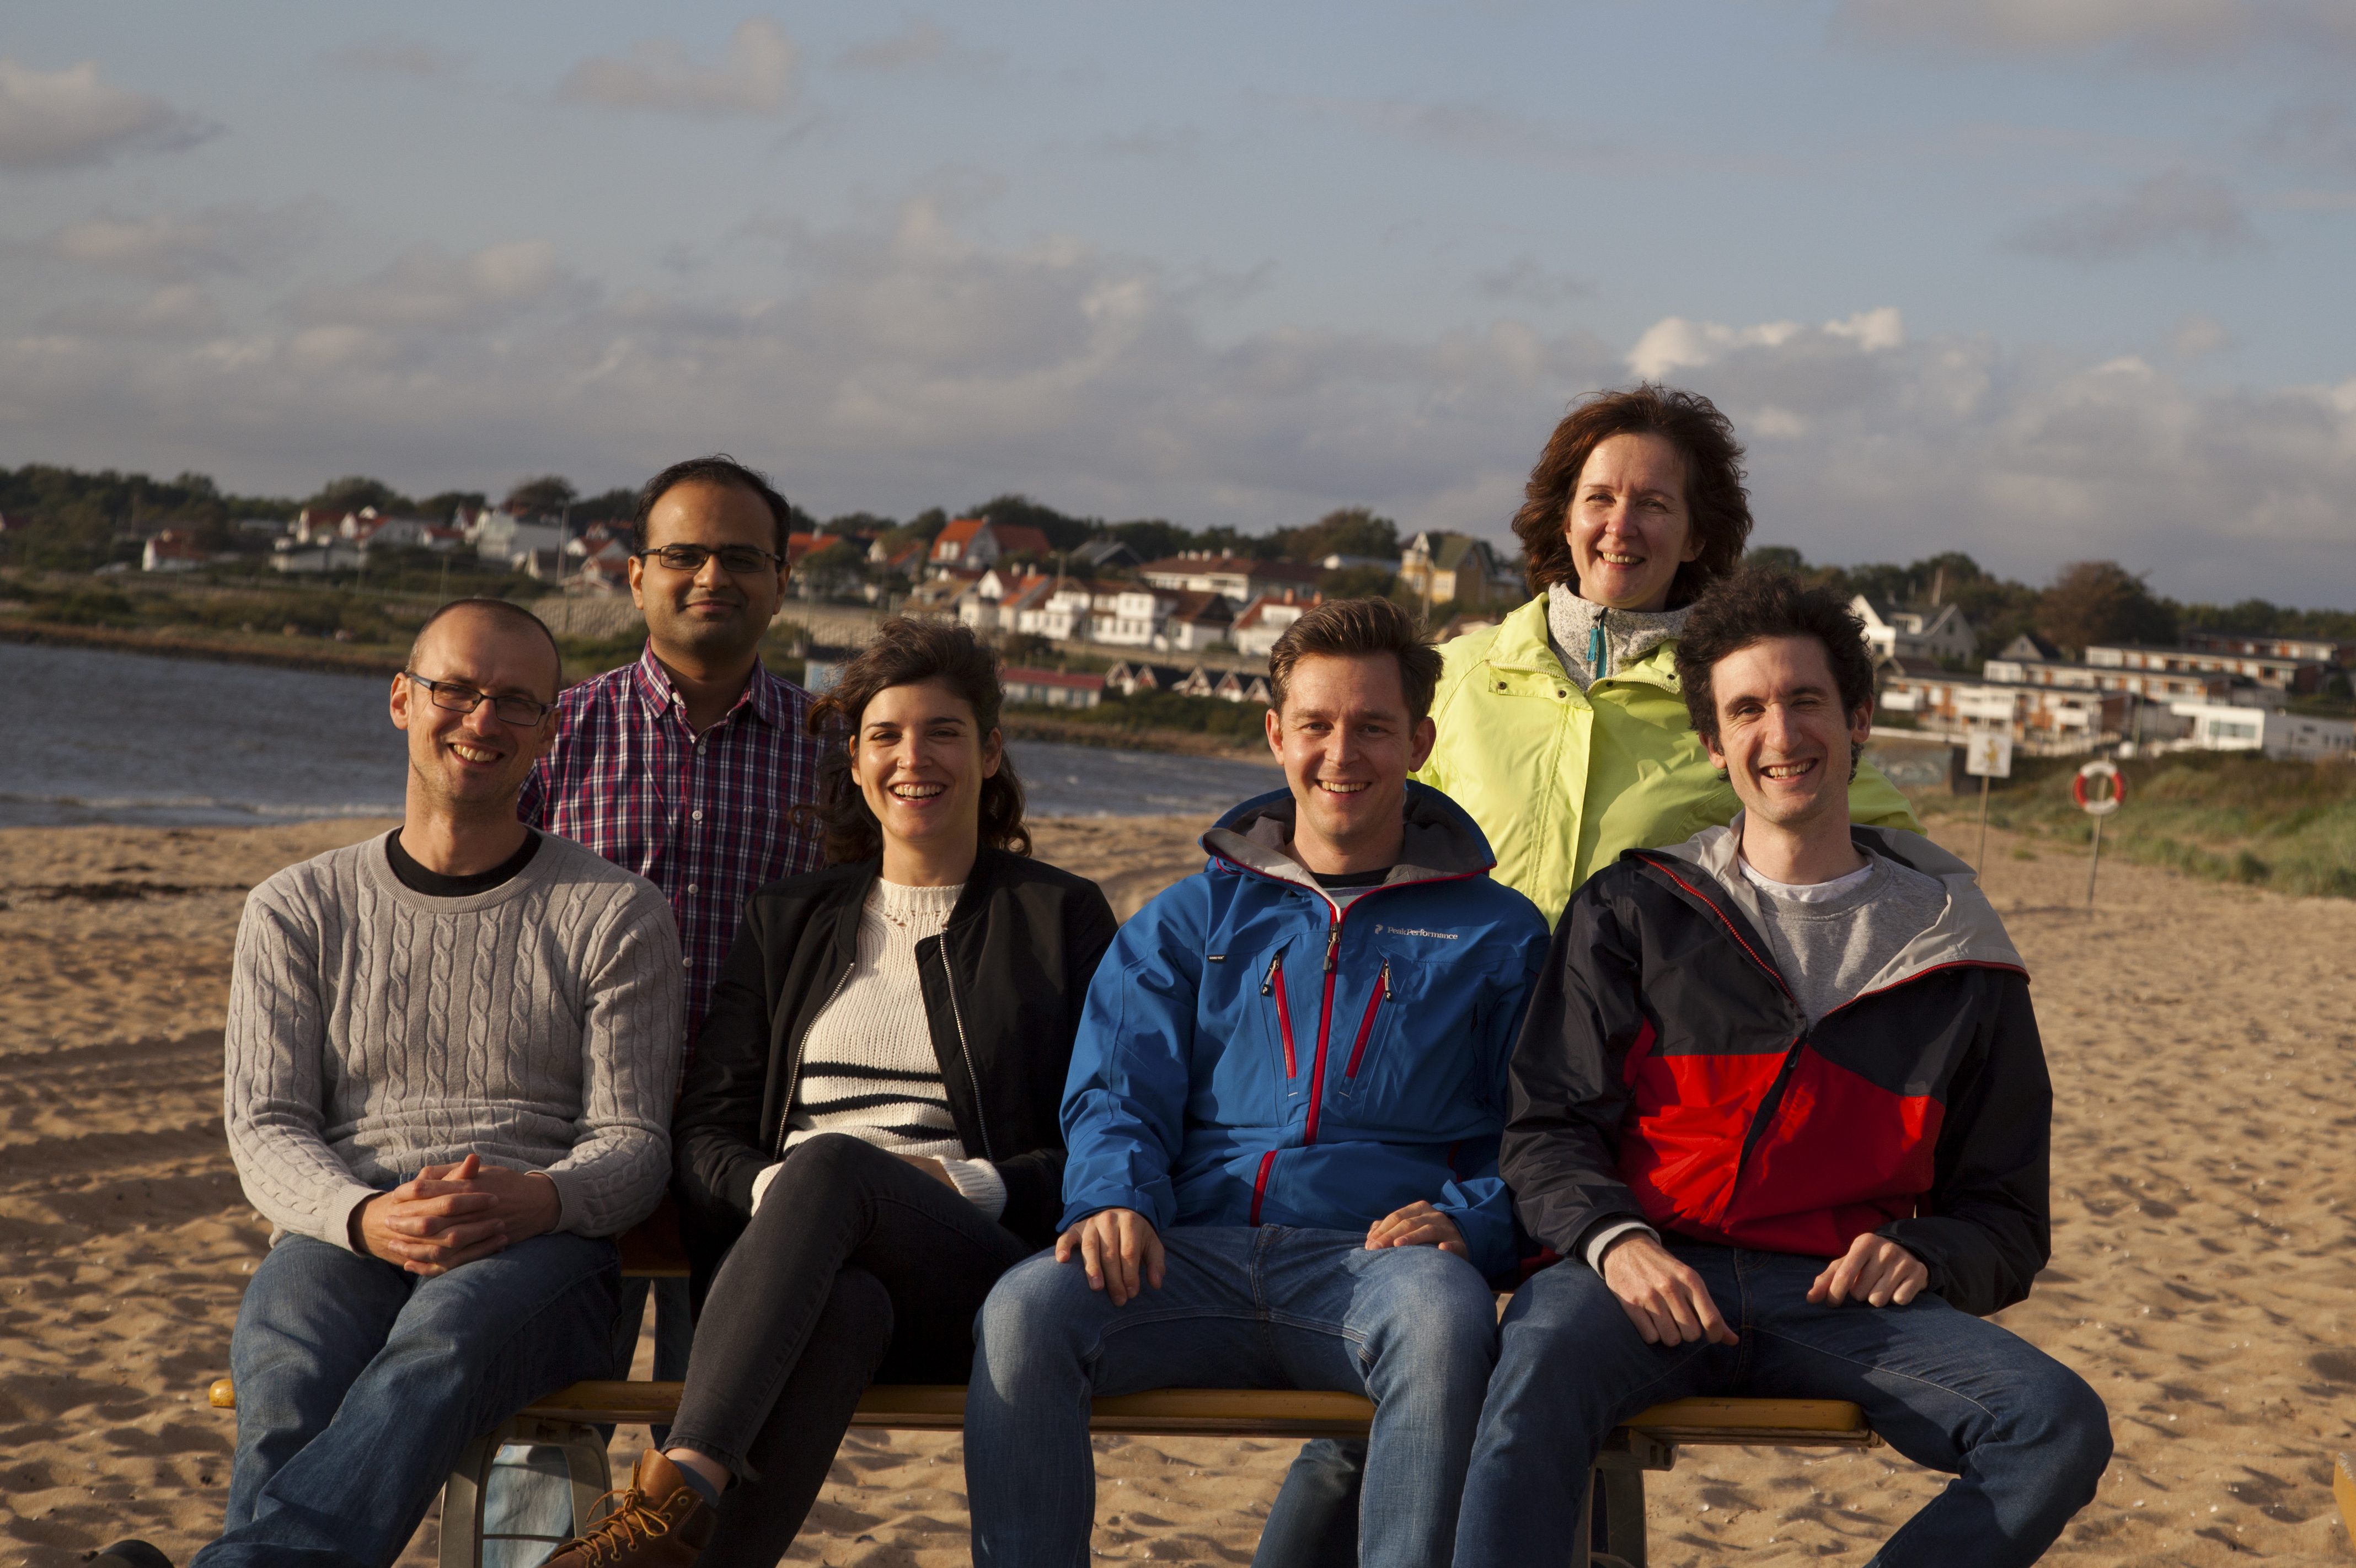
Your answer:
[750,879,1005,1219]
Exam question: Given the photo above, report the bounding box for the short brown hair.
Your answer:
[407,597,562,700]
[801,617,1030,864]
[1267,598,1442,721]
[1511,383,1753,606]
[1675,568,1877,769]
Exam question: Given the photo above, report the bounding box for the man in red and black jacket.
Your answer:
[1454,571,2111,1568]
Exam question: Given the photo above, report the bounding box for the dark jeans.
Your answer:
[666,1134,1037,1567]
[197,1231,619,1568]
[1455,1245,2113,1567]
[1252,1438,1363,1568]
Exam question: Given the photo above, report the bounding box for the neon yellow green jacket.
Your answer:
[1414,595,1923,927]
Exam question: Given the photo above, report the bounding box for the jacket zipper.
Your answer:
[1263,948,1295,1076]
[931,937,997,1163]
[1342,960,1392,1082]
[1300,923,1343,1143]
[774,958,856,1158]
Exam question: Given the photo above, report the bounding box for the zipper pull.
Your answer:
[1261,949,1283,996]
[1588,621,1605,676]
[1381,960,1393,1001]
[1323,926,1340,974]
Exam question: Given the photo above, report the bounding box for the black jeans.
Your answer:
[668,1133,1038,1566]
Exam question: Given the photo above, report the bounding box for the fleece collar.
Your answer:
[1202,780,1497,914]
[1545,584,1692,692]
[1646,818,2026,992]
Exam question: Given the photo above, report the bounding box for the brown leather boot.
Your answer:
[542,1450,716,1568]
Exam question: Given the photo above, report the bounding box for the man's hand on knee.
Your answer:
[1054,1207,1165,1307]
[1363,1200,1466,1259]
[1806,1233,1928,1309]
[1598,1233,1738,1347]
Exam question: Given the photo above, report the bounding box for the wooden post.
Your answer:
[1977,772,1991,871]
[2085,810,2103,910]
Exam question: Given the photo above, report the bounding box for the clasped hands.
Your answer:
[350,1152,563,1276]
[1599,1229,1929,1347]
[1054,1200,1467,1308]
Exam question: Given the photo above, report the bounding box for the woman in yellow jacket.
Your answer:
[1251,384,1921,1567]
[1418,382,1917,927]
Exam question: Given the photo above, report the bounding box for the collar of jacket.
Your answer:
[1199,779,1497,909]
[1482,594,1683,696]
[1640,818,2027,996]
[810,846,1018,957]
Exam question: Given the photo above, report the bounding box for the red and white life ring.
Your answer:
[2073,760,2125,815]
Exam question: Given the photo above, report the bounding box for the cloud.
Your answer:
[2009,170,2256,260]
[1475,257,1589,307]
[323,35,464,78]
[47,284,223,337]
[556,18,797,117]
[1832,0,2356,61]
[2251,100,2356,173]
[0,57,216,172]
[37,200,333,281]
[291,240,580,330]
[3,210,2351,605]
[839,19,967,73]
[2170,310,2232,358]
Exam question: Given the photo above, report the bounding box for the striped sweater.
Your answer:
[751,878,1005,1217]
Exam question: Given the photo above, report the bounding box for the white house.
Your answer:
[1852,595,1977,666]
[1000,667,1105,709]
[141,530,208,572]
[2166,701,2356,761]
[1232,590,1319,658]
[1399,532,1514,608]
[1139,553,1322,605]
[470,508,569,567]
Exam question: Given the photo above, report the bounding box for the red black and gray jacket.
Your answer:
[1503,821,2049,1317]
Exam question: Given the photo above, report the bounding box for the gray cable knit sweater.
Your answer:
[223,831,685,1252]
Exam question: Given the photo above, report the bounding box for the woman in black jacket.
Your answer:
[548,618,1117,1568]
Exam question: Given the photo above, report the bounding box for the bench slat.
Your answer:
[208,1378,1875,1447]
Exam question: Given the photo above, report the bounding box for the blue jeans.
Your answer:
[479,1274,695,1568]
[967,1226,1497,1568]
[1455,1245,2112,1568]
[196,1232,621,1568]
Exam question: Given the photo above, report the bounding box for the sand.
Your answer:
[2,811,2353,1566]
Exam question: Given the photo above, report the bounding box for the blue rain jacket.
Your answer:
[1058,781,1550,1278]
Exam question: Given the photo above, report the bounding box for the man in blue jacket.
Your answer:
[966,598,1550,1568]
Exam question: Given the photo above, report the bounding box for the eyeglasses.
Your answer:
[403,672,555,727]
[634,544,785,576]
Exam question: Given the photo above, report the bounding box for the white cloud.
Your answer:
[48,283,223,337]
[39,200,331,281]
[1832,0,2356,61]
[291,240,577,330]
[556,18,798,117]
[2170,310,2233,358]
[0,58,215,172]
[1627,309,1902,381]
[2009,170,2255,260]
[324,36,464,78]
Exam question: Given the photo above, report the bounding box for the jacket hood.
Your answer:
[1645,819,2025,992]
[1202,779,1497,907]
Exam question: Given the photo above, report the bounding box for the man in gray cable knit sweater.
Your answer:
[148,599,684,1568]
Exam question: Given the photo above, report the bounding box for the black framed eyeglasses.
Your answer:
[634,544,785,576]
[402,672,555,727]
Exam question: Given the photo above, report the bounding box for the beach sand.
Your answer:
[2,813,2352,1565]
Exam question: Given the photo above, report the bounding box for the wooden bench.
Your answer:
[205,1376,1874,1568]
[209,1209,1880,1568]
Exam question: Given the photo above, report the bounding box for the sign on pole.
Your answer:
[1966,732,2013,872]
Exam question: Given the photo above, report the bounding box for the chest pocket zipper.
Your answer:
[1263,948,1297,1077]
[1340,960,1393,1092]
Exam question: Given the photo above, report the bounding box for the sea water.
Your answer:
[0,641,1276,828]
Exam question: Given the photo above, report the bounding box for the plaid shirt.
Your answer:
[518,645,827,1054]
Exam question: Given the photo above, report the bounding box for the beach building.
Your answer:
[928,519,1053,573]
[2085,641,2327,695]
[1139,553,1322,605]
[2166,701,2356,762]
[1000,667,1105,710]
[1212,669,1275,705]
[1851,595,1977,666]
[957,570,1056,633]
[1232,590,1320,658]
[140,529,209,572]
[1070,536,1143,573]
[470,508,568,568]
[2181,628,2356,668]
[1876,672,2123,754]
[1398,531,1514,608]
[1155,590,1235,652]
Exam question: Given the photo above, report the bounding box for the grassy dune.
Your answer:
[1920,750,2356,899]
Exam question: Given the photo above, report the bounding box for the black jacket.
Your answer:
[672,847,1119,1295]
[1506,823,2050,1317]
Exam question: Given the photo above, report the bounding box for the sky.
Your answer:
[2,1,2353,605]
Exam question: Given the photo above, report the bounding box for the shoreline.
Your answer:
[0,620,1277,764]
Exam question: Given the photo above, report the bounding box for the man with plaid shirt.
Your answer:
[495,455,827,1560]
